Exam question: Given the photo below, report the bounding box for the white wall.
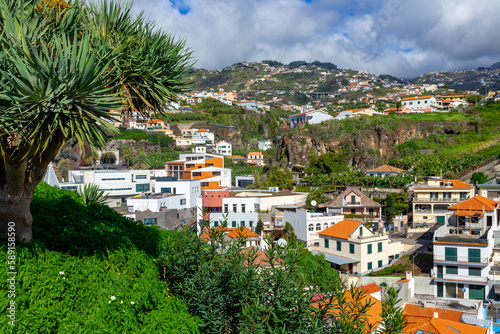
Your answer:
[154,179,201,208]
[127,194,188,212]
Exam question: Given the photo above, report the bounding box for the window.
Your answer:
[323,223,328,230]
[136,175,147,179]
[232,221,236,228]
[143,218,156,225]
[395,254,399,259]
[325,239,329,249]
[349,244,355,254]
[214,221,219,227]
[443,192,451,199]
[233,204,237,213]
[136,183,150,192]
[242,204,246,213]
[241,221,245,227]
[351,209,356,214]
[378,260,382,268]
[468,248,481,263]
[308,224,314,231]
[437,282,443,297]
[460,192,468,199]
[369,208,374,216]
[378,242,382,252]
[180,199,186,205]
[469,267,481,276]
[193,172,202,177]
[161,187,172,193]
[351,195,356,204]
[445,247,457,261]
[201,182,209,187]
[446,266,458,275]
[337,241,341,251]
[367,244,372,254]
[368,262,372,270]
[359,227,363,236]
[430,192,438,199]
[316,223,321,231]
[224,204,228,213]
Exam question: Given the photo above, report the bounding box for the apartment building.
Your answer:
[314,219,405,275]
[432,196,499,300]
[215,140,232,156]
[401,95,437,111]
[165,153,231,190]
[60,169,152,207]
[246,152,264,166]
[412,179,475,225]
[282,207,344,247]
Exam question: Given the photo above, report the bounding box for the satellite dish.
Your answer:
[277,238,287,247]
[311,200,317,206]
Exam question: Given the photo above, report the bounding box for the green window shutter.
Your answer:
[468,248,480,263]
[368,262,372,270]
[378,260,382,268]
[437,283,443,297]
[325,239,329,249]
[378,242,382,252]
[337,241,341,251]
[367,244,372,254]
[241,221,245,227]
[350,244,355,254]
[445,247,457,261]
[359,227,363,236]
[445,266,458,275]
[214,221,219,227]
[469,267,481,276]
[437,216,445,223]
[232,221,236,228]
[469,285,485,300]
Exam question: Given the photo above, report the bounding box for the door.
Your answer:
[458,284,464,298]
[348,263,353,274]
[469,285,485,300]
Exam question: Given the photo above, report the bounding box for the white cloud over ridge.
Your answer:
[130,0,500,78]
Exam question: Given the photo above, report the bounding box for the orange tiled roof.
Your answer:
[227,227,260,239]
[414,179,473,190]
[401,95,434,101]
[404,314,486,334]
[196,128,208,132]
[448,195,498,212]
[318,220,361,240]
[403,304,461,322]
[148,119,163,123]
[366,164,405,173]
[362,283,382,294]
[240,247,274,267]
[246,152,263,156]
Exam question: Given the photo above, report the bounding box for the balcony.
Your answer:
[434,255,489,265]
[413,198,459,203]
[432,272,488,283]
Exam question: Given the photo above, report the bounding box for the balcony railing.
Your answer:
[413,198,459,202]
[432,272,488,283]
[434,255,489,264]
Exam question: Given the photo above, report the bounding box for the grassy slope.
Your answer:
[0,184,200,334]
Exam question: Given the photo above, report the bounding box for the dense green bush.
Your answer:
[0,184,199,333]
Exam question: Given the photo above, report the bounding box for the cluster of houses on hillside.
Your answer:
[44,153,500,331]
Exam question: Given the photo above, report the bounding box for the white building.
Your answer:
[154,178,201,208]
[60,169,152,207]
[313,219,405,275]
[215,140,232,156]
[432,196,499,300]
[192,128,214,145]
[282,207,344,247]
[289,110,334,129]
[401,95,437,111]
[258,140,273,151]
[126,193,190,212]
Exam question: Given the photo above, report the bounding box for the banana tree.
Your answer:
[0,0,193,242]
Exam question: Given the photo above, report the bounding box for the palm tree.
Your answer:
[0,0,193,242]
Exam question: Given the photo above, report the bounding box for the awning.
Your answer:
[310,251,359,265]
[454,210,483,217]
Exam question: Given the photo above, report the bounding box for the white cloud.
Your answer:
[128,0,500,78]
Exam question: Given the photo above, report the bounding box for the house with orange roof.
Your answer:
[412,178,475,225]
[432,195,499,300]
[245,152,264,166]
[313,219,404,275]
[366,164,406,178]
[289,109,333,129]
[192,128,214,145]
[401,95,438,111]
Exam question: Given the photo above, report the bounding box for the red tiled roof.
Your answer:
[227,227,260,239]
[318,220,361,239]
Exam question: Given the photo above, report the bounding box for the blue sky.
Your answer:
[131,0,500,78]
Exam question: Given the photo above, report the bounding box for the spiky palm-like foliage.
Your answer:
[77,183,109,206]
[0,0,194,242]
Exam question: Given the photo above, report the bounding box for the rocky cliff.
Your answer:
[275,120,477,169]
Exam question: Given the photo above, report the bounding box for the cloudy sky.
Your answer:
[130,0,500,79]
